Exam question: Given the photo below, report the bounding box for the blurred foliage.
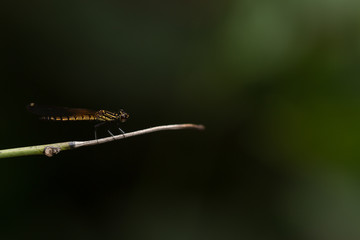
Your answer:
[2,0,360,239]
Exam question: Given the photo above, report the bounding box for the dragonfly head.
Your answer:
[118,109,129,122]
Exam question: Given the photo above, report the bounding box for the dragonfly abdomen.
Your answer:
[40,115,97,121]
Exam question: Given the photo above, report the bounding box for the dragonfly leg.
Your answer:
[106,130,117,141]
[108,129,117,138]
[94,122,106,139]
[118,128,125,135]
[116,122,126,138]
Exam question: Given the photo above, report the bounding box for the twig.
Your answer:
[0,123,205,159]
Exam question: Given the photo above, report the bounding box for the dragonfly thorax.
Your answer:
[95,109,129,122]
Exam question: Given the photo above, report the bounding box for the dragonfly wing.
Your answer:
[26,103,97,117]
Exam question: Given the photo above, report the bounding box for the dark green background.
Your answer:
[2,1,360,239]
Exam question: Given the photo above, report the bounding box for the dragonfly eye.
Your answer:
[119,110,129,122]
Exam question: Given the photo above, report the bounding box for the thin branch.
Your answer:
[0,124,205,159]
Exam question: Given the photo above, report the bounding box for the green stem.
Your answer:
[0,123,205,159]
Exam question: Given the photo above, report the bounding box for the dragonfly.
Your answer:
[26,103,129,139]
